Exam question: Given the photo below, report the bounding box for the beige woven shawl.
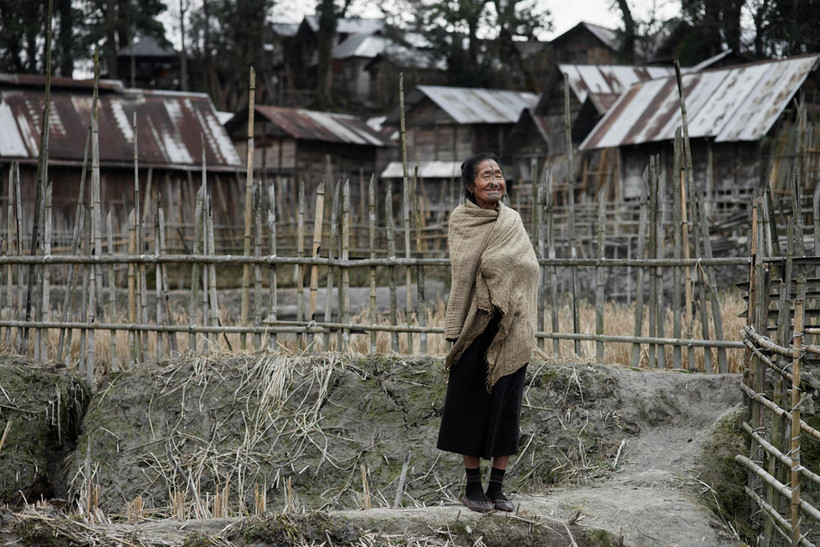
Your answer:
[444,200,540,389]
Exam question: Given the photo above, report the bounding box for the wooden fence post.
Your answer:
[369,174,377,354]
[308,180,326,348]
[386,182,399,353]
[240,67,256,350]
[267,180,278,350]
[563,74,581,356]
[631,167,649,367]
[324,181,340,351]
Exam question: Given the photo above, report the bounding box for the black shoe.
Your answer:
[461,495,494,513]
[486,493,514,512]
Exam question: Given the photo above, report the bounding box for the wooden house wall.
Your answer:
[552,31,618,65]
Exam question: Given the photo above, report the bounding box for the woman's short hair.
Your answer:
[461,152,503,203]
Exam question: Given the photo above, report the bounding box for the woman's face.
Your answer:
[469,159,506,209]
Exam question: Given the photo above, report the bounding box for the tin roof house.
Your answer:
[0,74,242,235]
[224,105,394,220]
[379,85,537,217]
[579,54,820,223]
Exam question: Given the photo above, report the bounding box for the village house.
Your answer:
[224,104,394,220]
[116,36,180,90]
[0,73,242,239]
[380,85,537,218]
[549,22,622,65]
[579,54,820,227]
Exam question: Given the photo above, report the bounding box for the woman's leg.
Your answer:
[491,455,509,470]
[486,455,514,511]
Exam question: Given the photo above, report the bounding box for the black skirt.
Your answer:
[436,318,527,460]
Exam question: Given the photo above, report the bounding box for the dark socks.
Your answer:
[486,467,508,500]
[465,467,489,501]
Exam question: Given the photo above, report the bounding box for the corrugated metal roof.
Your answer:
[413,86,538,124]
[552,22,619,51]
[580,55,820,150]
[0,75,241,168]
[381,160,460,179]
[560,64,674,105]
[254,106,393,147]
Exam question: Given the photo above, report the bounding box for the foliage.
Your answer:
[184,0,275,111]
[392,0,550,88]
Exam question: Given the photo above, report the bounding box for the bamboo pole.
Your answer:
[647,156,658,368]
[22,0,53,354]
[672,129,683,369]
[324,181,340,351]
[654,156,666,369]
[4,163,15,347]
[14,167,22,337]
[206,198,219,349]
[40,181,52,361]
[536,166,546,353]
[106,212,118,369]
[85,209,95,384]
[159,195,176,353]
[254,182,263,349]
[595,173,608,362]
[674,62,696,372]
[189,185,205,353]
[296,180,305,347]
[563,74,580,356]
[368,174,377,353]
[308,179,326,347]
[267,181,278,350]
[132,113,148,359]
[742,486,815,547]
[341,179,351,350]
[154,198,164,360]
[399,72,413,353]
[240,67,256,349]
[201,188,211,347]
[791,295,805,546]
[546,168,559,356]
[127,210,137,366]
[530,158,538,243]
[631,167,649,367]
[386,182,399,352]
[415,167,427,354]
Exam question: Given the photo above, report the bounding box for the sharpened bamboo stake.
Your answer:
[133,113,148,360]
[85,210,95,384]
[546,168,559,356]
[189,184,204,353]
[341,179,351,350]
[308,179,326,348]
[106,212,118,369]
[267,181,278,350]
[563,74,580,356]
[324,181,340,351]
[240,67,256,349]
[40,181,52,361]
[399,72,413,353]
[386,182,399,352]
[631,167,649,367]
[647,156,658,368]
[153,198,163,360]
[254,182,263,349]
[158,197,176,353]
[595,175,608,362]
[4,163,14,347]
[296,180,305,347]
[536,167,547,352]
[414,167,427,353]
[206,198,220,349]
[127,209,137,367]
[652,156,666,368]
[672,129,683,369]
[675,62,696,371]
[368,174,377,354]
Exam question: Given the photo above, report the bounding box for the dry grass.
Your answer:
[0,290,748,381]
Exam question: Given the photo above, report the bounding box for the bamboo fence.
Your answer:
[1,66,818,386]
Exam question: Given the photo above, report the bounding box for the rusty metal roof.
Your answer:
[560,64,674,106]
[250,105,393,147]
[0,74,241,169]
[388,86,537,125]
[580,54,820,150]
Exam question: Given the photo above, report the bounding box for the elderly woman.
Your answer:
[437,152,539,513]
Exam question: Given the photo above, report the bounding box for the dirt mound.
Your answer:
[1,353,748,545]
[0,355,89,505]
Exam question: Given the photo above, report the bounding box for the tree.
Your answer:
[185,0,275,111]
[399,0,548,88]
[614,0,635,63]
[0,0,47,73]
[315,0,354,110]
